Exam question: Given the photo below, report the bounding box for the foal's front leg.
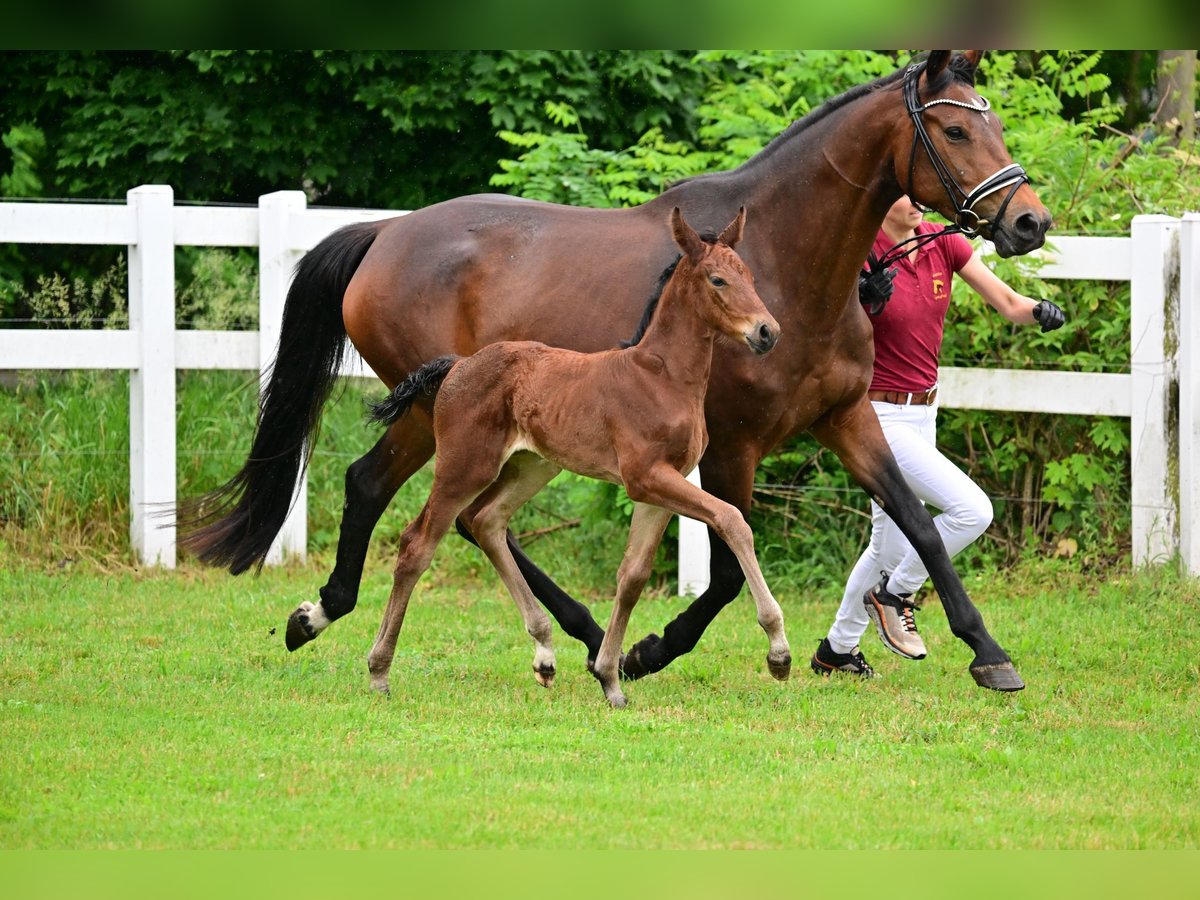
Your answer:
[625,463,791,680]
[593,503,674,708]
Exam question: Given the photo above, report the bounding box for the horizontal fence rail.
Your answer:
[0,188,1195,588]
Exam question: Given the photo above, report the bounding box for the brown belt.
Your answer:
[868,385,939,406]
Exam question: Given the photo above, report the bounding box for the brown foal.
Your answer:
[365,207,789,707]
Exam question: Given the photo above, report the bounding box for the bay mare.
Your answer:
[178,51,1051,691]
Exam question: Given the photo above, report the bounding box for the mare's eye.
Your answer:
[709,276,727,287]
[945,126,967,141]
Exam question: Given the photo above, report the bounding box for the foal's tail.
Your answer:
[370,356,460,425]
[177,220,384,574]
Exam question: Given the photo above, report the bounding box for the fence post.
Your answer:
[678,468,710,596]
[1129,215,1180,567]
[1179,213,1200,575]
[127,185,176,567]
[258,191,310,565]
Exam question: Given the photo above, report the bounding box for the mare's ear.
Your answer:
[923,51,952,85]
[961,50,983,83]
[670,206,705,264]
[717,206,746,249]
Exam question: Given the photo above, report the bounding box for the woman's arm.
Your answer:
[957,253,1039,324]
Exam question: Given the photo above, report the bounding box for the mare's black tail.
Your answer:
[369,356,460,425]
[177,220,383,574]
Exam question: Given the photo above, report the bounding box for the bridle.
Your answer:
[858,61,1033,317]
[902,61,1029,240]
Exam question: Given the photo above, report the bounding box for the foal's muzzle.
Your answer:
[748,321,780,355]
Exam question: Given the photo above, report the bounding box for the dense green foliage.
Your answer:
[2,50,1198,584]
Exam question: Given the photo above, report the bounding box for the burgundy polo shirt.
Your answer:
[868,222,974,394]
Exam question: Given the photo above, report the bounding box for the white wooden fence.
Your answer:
[0,187,1195,583]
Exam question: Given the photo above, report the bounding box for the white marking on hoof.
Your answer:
[295,600,331,635]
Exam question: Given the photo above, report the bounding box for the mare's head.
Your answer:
[670,206,779,355]
[892,50,1052,257]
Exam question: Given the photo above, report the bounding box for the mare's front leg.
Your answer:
[810,398,1023,691]
[623,462,791,681]
[622,453,756,680]
[592,503,674,708]
[287,416,434,651]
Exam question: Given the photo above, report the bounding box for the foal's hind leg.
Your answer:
[366,471,493,695]
[592,503,673,708]
[287,416,434,651]
[461,454,562,687]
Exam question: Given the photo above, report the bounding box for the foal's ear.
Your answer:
[923,51,952,85]
[670,206,705,264]
[717,206,746,249]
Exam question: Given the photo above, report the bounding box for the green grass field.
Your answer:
[2,550,1196,850]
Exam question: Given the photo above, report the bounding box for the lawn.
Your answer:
[1,551,1196,850]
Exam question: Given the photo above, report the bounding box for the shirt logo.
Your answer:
[932,273,946,298]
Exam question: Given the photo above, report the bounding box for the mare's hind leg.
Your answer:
[624,462,791,680]
[811,399,1021,690]
[461,454,562,687]
[592,503,673,708]
[287,416,434,651]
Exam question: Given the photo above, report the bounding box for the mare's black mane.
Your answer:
[671,52,978,189]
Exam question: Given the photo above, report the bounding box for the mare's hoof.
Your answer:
[606,691,628,710]
[767,651,793,681]
[621,634,664,681]
[533,664,556,688]
[970,661,1025,692]
[284,609,317,652]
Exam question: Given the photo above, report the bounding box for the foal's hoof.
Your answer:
[533,663,556,688]
[970,661,1025,692]
[605,689,628,710]
[767,650,793,681]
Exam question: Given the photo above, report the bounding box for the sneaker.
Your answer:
[864,573,928,660]
[810,638,876,678]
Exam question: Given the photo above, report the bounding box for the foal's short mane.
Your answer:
[620,255,680,349]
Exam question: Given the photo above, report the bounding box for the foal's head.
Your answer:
[670,207,779,355]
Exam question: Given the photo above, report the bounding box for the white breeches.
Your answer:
[826,401,993,655]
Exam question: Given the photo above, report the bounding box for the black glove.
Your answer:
[1032,300,1065,332]
[858,265,896,317]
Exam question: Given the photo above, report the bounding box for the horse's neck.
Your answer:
[734,91,904,325]
[631,278,715,390]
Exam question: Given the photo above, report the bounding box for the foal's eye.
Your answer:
[709,276,727,287]
[945,126,967,141]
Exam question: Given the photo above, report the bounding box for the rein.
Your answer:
[902,62,1029,239]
